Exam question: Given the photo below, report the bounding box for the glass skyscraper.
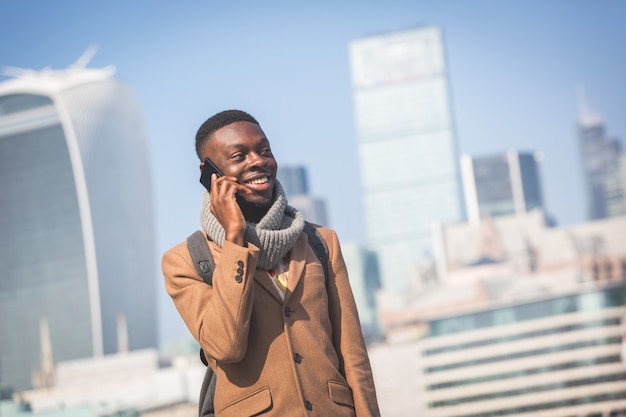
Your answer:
[349,26,464,292]
[578,119,625,220]
[461,150,545,223]
[0,63,157,391]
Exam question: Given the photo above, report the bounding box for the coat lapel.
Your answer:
[284,233,307,304]
[254,269,284,304]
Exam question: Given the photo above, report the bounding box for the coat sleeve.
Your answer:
[162,239,260,363]
[322,228,381,417]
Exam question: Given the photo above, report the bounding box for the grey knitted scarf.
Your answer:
[199,181,305,270]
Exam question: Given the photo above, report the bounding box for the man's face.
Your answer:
[200,121,278,209]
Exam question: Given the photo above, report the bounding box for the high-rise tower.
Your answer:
[0,54,157,391]
[577,86,626,219]
[349,26,464,292]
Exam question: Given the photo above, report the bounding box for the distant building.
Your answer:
[370,284,626,417]
[376,210,626,332]
[419,283,626,417]
[604,153,626,218]
[368,212,626,417]
[278,165,328,225]
[0,54,157,391]
[277,165,309,196]
[17,349,203,416]
[349,25,465,293]
[433,210,626,289]
[341,242,382,342]
[461,150,545,224]
[577,87,626,219]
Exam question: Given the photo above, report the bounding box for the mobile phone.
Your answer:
[199,158,224,191]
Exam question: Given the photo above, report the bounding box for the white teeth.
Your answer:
[246,177,268,185]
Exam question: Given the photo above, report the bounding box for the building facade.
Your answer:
[349,26,465,293]
[0,63,157,391]
[461,151,544,224]
[420,284,626,417]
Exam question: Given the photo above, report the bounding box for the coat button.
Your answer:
[284,307,292,317]
[294,353,302,363]
[304,400,312,410]
[237,267,244,275]
[235,274,243,283]
[237,260,244,267]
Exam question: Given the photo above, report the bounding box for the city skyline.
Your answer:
[1,0,625,345]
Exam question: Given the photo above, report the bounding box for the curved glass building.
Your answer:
[0,64,157,391]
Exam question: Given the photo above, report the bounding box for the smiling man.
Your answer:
[162,110,380,417]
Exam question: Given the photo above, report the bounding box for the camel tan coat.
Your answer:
[162,226,380,417]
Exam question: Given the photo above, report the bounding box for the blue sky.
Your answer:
[2,0,625,346]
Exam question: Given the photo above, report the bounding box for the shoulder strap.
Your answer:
[186,231,215,368]
[186,230,215,285]
[302,222,330,289]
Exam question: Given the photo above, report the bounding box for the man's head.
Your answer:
[196,110,278,221]
[195,110,260,160]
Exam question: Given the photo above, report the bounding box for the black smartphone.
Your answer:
[199,158,224,191]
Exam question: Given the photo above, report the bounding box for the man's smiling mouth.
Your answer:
[245,177,269,185]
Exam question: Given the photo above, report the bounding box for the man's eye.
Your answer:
[260,148,273,156]
[230,153,244,160]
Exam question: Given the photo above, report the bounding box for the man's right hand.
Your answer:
[209,174,252,246]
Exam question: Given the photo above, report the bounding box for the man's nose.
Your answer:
[249,152,268,168]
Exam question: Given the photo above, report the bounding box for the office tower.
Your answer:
[578,87,626,219]
[460,150,545,224]
[0,58,157,391]
[349,26,464,292]
[278,165,328,225]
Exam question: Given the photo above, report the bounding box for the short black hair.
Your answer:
[195,109,260,160]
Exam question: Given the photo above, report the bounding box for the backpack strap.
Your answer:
[302,221,330,289]
[186,231,217,416]
[186,231,214,368]
[186,230,215,285]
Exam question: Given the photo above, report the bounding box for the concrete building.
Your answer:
[0,52,157,391]
[349,25,465,293]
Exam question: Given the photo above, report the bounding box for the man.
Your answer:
[162,110,380,416]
